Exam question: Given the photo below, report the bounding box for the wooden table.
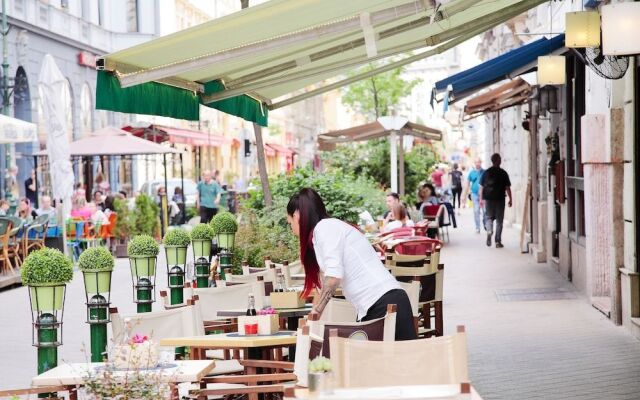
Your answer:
[161,332,297,361]
[287,385,484,399]
[31,360,215,400]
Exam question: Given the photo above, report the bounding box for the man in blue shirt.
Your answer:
[467,158,484,233]
[196,170,221,224]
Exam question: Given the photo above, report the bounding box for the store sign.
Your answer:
[78,51,97,68]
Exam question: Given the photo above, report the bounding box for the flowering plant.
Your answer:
[129,333,149,345]
[257,307,278,316]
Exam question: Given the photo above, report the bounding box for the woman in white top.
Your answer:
[286,188,417,340]
[383,204,414,233]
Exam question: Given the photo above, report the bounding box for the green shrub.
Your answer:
[210,211,238,234]
[185,206,198,220]
[113,198,132,239]
[130,194,159,237]
[163,228,191,246]
[78,247,114,271]
[128,235,160,257]
[21,248,74,285]
[191,223,214,240]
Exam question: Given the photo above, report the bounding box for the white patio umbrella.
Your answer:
[38,54,75,256]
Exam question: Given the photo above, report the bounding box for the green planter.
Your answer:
[129,256,157,278]
[29,284,65,312]
[192,239,212,259]
[217,233,235,249]
[165,246,188,265]
[82,269,113,294]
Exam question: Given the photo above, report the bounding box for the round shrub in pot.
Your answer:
[21,248,74,312]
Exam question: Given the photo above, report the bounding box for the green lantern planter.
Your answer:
[191,223,214,261]
[78,247,114,362]
[21,248,73,375]
[128,235,160,313]
[210,212,238,279]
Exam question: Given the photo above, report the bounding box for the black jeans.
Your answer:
[484,198,505,243]
[199,206,218,224]
[361,289,417,341]
[451,187,462,208]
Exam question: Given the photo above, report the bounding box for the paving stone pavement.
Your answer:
[1,209,640,399]
[442,208,640,400]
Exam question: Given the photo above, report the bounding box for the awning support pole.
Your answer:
[399,133,405,197]
[180,153,185,225]
[390,131,398,193]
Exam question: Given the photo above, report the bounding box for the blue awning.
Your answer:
[434,34,565,102]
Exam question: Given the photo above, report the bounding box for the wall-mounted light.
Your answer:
[602,3,640,55]
[565,11,600,48]
[537,56,566,85]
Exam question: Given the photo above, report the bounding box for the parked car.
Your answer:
[140,178,198,208]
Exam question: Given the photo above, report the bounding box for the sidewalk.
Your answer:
[443,208,640,400]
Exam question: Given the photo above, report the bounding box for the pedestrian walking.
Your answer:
[431,165,444,193]
[479,153,512,248]
[196,170,222,224]
[467,159,484,233]
[450,163,463,209]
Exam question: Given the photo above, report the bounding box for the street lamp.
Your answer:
[127,235,160,313]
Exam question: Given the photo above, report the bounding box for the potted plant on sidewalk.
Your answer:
[128,235,160,312]
[163,228,190,266]
[78,247,114,362]
[21,248,74,373]
[191,223,214,261]
[210,211,238,250]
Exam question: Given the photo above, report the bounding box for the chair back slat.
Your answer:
[330,329,469,388]
[192,281,266,321]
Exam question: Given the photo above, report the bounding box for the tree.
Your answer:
[341,62,421,119]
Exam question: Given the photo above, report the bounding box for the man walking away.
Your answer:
[196,170,221,224]
[479,154,512,248]
[467,159,484,233]
[450,163,463,209]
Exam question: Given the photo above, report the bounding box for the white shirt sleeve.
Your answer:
[313,221,345,279]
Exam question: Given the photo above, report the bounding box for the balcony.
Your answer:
[8,0,155,53]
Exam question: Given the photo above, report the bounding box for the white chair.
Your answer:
[319,298,357,324]
[292,325,324,387]
[329,326,469,389]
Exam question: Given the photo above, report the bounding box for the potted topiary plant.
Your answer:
[210,211,238,250]
[22,248,74,312]
[78,247,114,295]
[128,234,160,277]
[128,235,160,313]
[163,228,190,266]
[191,223,214,260]
[308,356,333,394]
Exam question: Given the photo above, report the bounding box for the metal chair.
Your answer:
[0,218,14,275]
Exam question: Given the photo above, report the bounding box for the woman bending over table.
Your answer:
[286,188,417,340]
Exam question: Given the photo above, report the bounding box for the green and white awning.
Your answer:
[96,0,546,126]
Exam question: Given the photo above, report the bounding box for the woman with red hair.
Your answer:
[286,188,416,340]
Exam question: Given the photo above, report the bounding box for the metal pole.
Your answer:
[34,156,39,209]
[179,153,185,224]
[390,131,398,192]
[162,153,169,237]
[398,132,405,196]
[88,294,108,362]
[2,0,12,202]
[136,278,153,313]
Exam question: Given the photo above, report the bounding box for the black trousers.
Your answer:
[361,289,417,341]
[451,187,462,208]
[199,206,218,224]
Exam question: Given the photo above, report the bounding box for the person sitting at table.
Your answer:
[89,202,109,225]
[286,188,417,341]
[382,192,400,224]
[36,195,57,225]
[383,204,414,233]
[0,199,9,216]
[70,196,92,220]
[17,198,37,223]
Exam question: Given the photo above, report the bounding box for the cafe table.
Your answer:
[31,360,215,400]
[286,384,484,399]
[160,331,297,364]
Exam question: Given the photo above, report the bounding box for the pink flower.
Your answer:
[128,333,149,345]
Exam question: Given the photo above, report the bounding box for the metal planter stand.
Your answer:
[82,269,112,362]
[28,283,66,385]
[216,232,236,280]
[192,239,213,288]
[129,256,157,313]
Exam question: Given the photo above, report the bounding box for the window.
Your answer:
[62,79,75,140]
[565,55,586,238]
[80,84,93,136]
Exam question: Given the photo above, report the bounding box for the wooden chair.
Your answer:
[0,218,13,275]
[307,304,397,357]
[422,204,450,242]
[0,385,76,399]
[5,216,24,268]
[319,298,357,323]
[398,278,421,335]
[23,214,49,257]
[329,326,469,388]
[190,280,266,323]
[386,252,444,337]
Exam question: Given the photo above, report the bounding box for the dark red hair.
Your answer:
[287,188,329,297]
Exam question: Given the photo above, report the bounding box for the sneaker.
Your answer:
[475,229,480,234]
[496,242,504,248]
[486,234,492,247]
